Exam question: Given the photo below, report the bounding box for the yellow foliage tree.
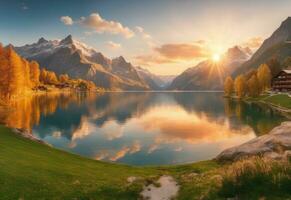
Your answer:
[40,68,48,84]
[6,46,25,98]
[257,64,271,91]
[29,61,40,88]
[247,74,260,97]
[224,76,234,97]
[59,74,69,83]
[234,75,246,98]
[46,71,58,84]
[0,44,10,98]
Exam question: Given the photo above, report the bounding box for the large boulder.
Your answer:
[216,122,291,162]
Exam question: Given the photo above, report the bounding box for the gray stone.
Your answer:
[216,122,291,162]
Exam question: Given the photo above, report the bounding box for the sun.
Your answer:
[212,53,221,62]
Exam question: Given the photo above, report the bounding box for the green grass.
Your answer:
[245,93,291,110]
[263,94,291,109]
[218,157,291,200]
[1,125,290,199]
[0,126,218,200]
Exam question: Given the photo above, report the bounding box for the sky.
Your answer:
[0,0,291,75]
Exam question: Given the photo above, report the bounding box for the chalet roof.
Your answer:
[283,69,291,74]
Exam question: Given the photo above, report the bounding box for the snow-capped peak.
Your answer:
[16,35,99,58]
[71,39,98,57]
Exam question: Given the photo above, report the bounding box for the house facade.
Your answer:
[272,70,291,91]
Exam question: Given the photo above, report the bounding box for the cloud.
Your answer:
[242,37,263,49]
[135,41,210,65]
[60,16,74,25]
[135,26,152,40]
[60,13,134,38]
[106,41,121,49]
[79,13,134,38]
[155,42,209,60]
[95,141,141,161]
[72,117,95,140]
[135,54,176,66]
[110,141,141,161]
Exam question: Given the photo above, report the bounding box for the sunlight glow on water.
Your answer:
[0,92,287,165]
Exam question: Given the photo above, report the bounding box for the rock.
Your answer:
[216,122,291,162]
[127,176,137,184]
[264,152,283,160]
[12,128,51,146]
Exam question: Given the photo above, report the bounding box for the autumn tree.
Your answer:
[247,74,260,97]
[40,68,48,84]
[234,75,246,98]
[46,71,58,84]
[22,59,32,89]
[6,46,25,98]
[257,64,272,91]
[29,61,40,88]
[59,74,69,83]
[0,44,10,98]
[224,76,234,97]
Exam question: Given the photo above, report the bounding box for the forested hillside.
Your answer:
[0,44,98,101]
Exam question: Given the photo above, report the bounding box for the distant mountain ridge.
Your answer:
[16,35,163,90]
[234,17,291,76]
[169,45,252,90]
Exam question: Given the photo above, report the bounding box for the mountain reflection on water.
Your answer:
[0,92,287,165]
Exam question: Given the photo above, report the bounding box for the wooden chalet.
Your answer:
[272,69,291,91]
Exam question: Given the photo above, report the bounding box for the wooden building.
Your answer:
[272,69,291,91]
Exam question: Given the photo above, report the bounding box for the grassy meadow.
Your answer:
[1,125,291,199]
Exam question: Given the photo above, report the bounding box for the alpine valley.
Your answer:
[15,35,169,90]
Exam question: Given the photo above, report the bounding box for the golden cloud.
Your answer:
[242,37,263,49]
[140,106,255,153]
[61,13,135,38]
[135,41,210,65]
[79,13,134,38]
[106,41,122,49]
[155,43,209,60]
[110,141,141,161]
[95,141,142,161]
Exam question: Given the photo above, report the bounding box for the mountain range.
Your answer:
[15,35,169,90]
[234,17,291,76]
[15,17,291,91]
[169,46,252,90]
[171,17,291,90]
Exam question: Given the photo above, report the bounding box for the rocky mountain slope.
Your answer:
[135,66,172,90]
[15,35,152,90]
[169,46,252,90]
[234,17,291,76]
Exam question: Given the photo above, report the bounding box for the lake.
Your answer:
[0,92,288,165]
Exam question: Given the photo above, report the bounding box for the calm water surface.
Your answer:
[0,92,288,165]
